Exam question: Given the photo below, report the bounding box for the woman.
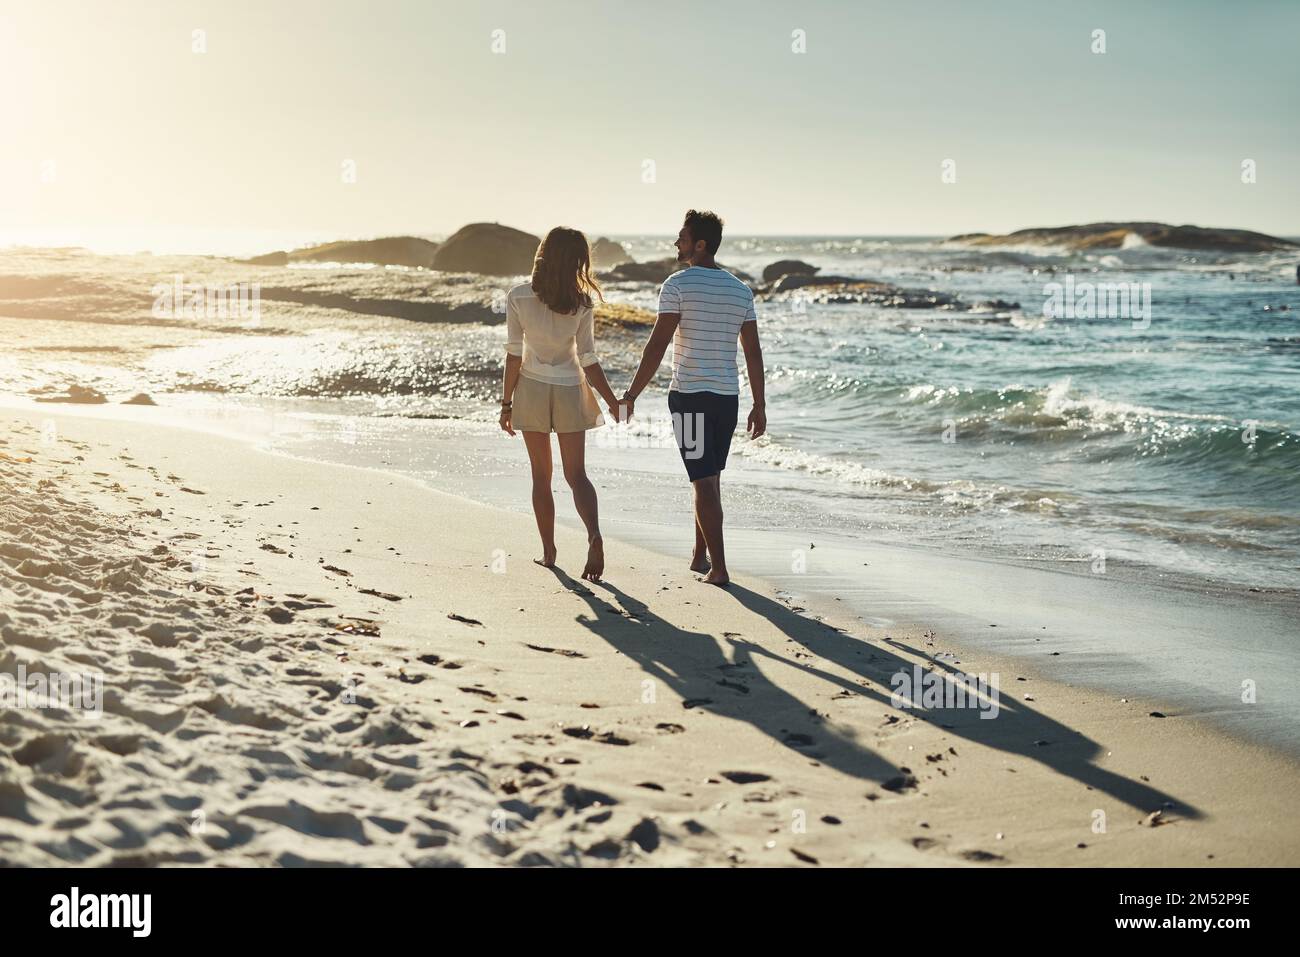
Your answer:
[499,227,622,581]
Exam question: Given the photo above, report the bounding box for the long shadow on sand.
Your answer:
[549,566,1199,819]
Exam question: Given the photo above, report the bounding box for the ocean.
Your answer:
[4,236,1296,592]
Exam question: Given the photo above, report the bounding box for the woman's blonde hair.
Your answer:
[530,226,603,315]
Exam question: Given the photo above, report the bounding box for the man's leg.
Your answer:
[693,473,727,585]
[690,516,710,573]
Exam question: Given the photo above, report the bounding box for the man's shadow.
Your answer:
[722,582,1201,819]
[548,566,1199,819]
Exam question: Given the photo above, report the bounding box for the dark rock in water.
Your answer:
[946,222,1298,253]
[590,236,632,268]
[769,273,881,293]
[599,258,679,283]
[760,275,968,310]
[34,385,107,404]
[431,222,540,276]
[122,393,156,406]
[762,259,819,282]
[599,258,754,285]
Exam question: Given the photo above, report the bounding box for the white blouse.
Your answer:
[504,282,597,386]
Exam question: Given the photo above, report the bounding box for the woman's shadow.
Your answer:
[547,566,1199,819]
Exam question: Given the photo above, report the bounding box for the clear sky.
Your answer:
[2,0,1297,253]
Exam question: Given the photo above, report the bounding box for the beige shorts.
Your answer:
[513,375,603,433]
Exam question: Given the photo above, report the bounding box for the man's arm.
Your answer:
[624,311,681,411]
[740,321,766,439]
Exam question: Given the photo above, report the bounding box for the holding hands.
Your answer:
[604,391,633,424]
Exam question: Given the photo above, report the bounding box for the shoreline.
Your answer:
[3,400,1298,866]
[10,393,1300,757]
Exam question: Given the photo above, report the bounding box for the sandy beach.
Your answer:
[2,401,1296,867]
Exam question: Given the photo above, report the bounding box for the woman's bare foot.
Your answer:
[533,543,557,568]
[689,550,711,574]
[701,568,730,587]
[581,535,604,582]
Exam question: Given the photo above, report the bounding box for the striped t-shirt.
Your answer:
[657,266,756,395]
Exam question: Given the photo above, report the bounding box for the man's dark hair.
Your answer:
[683,209,724,256]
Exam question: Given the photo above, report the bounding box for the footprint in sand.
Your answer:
[720,771,771,784]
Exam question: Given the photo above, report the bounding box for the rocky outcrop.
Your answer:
[761,259,819,282]
[947,222,1298,253]
[758,277,977,310]
[431,223,540,276]
[766,273,875,293]
[598,259,754,285]
[238,250,290,266]
[234,237,441,269]
[590,237,632,269]
[290,237,440,268]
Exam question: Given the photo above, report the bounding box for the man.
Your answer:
[622,209,766,586]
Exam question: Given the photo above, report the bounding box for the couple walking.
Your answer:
[499,209,766,585]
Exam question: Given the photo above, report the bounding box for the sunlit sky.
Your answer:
[2,0,1297,254]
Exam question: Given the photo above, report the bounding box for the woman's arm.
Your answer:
[500,292,526,435]
[500,353,522,436]
[582,361,621,417]
[576,306,622,419]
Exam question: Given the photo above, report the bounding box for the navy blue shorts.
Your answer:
[668,390,739,482]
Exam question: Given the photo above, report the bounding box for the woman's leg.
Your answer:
[522,431,556,566]
[557,430,603,581]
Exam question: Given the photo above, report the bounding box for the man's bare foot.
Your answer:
[533,544,557,568]
[700,568,730,587]
[581,535,604,582]
[689,551,711,574]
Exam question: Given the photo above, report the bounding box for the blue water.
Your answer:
[607,236,1300,589]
